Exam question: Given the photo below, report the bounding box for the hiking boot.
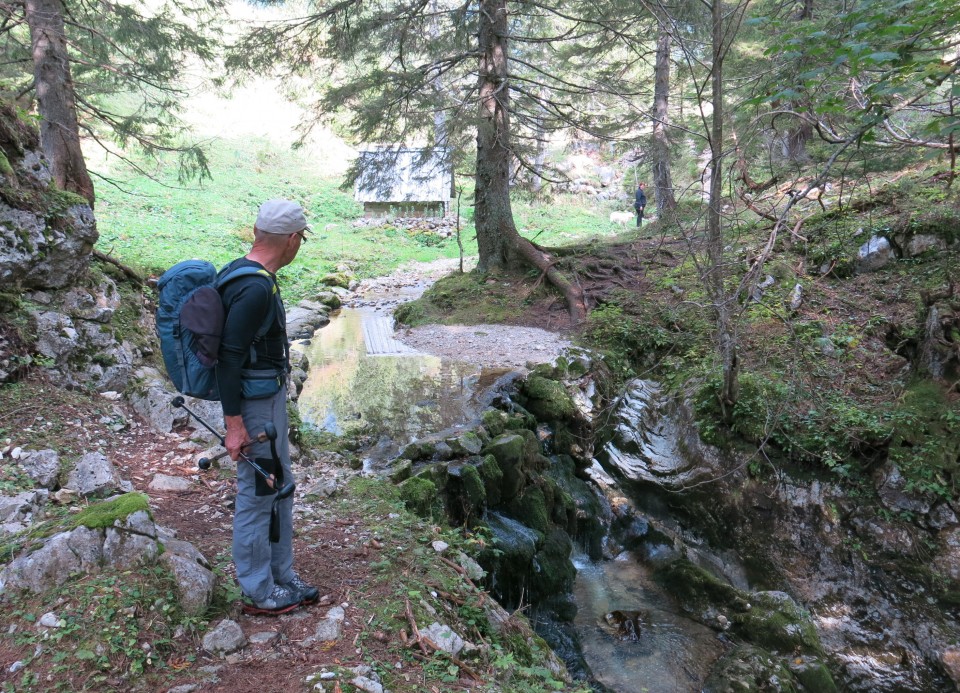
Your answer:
[242,584,300,615]
[283,574,319,605]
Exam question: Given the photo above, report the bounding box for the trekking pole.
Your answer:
[171,397,295,500]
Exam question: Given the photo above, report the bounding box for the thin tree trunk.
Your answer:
[531,88,547,196]
[25,0,95,206]
[709,0,738,420]
[651,25,676,214]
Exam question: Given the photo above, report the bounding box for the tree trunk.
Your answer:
[475,0,516,272]
[474,0,585,322]
[25,0,95,206]
[708,0,738,421]
[651,25,676,214]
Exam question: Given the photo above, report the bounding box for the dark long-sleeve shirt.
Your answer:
[634,188,647,209]
[216,258,287,416]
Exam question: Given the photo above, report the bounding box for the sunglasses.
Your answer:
[295,230,308,243]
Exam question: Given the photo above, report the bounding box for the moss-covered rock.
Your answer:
[400,439,438,462]
[399,476,438,517]
[446,430,483,456]
[530,528,575,599]
[790,657,839,692]
[314,291,342,309]
[484,433,527,502]
[320,272,351,289]
[521,375,575,421]
[480,513,543,605]
[69,492,151,530]
[414,462,449,493]
[657,559,824,657]
[460,463,486,508]
[478,454,503,507]
[388,459,412,483]
[654,558,747,614]
[733,591,822,655]
[482,409,507,437]
[510,486,549,534]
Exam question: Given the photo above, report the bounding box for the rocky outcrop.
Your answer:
[0,496,216,616]
[0,102,97,291]
[597,378,960,692]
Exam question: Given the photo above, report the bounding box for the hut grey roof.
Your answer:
[354,147,452,203]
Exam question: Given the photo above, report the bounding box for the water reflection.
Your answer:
[573,552,724,692]
[295,308,483,447]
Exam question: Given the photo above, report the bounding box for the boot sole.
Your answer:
[241,601,301,616]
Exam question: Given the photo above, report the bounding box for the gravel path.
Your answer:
[347,258,573,371]
[396,323,573,371]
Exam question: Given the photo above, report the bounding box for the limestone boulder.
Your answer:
[65,452,130,498]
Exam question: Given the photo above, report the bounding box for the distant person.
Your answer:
[217,199,318,615]
[634,182,647,227]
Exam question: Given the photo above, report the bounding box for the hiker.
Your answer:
[634,182,647,227]
[216,198,318,615]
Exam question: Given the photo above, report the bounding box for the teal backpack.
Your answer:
[156,260,277,400]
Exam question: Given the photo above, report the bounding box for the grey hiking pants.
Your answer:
[233,386,294,601]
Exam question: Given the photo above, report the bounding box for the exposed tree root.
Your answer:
[92,249,143,285]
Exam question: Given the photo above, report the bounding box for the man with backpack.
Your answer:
[216,198,318,615]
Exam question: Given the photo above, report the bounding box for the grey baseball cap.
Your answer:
[255,199,310,235]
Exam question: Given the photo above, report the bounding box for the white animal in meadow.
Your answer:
[609,211,634,228]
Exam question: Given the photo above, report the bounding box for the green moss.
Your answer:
[734,591,823,655]
[484,433,526,501]
[478,454,503,506]
[0,292,21,313]
[47,187,90,212]
[792,659,839,692]
[321,272,351,289]
[521,375,575,421]
[398,476,437,517]
[704,644,800,693]
[530,528,575,598]
[69,493,151,530]
[314,291,342,309]
[887,380,960,500]
[481,409,507,437]
[654,558,745,613]
[460,463,486,509]
[511,486,549,534]
[446,430,483,456]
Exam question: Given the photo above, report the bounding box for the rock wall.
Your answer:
[597,379,960,692]
[0,102,97,290]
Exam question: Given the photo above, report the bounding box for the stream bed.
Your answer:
[573,552,724,692]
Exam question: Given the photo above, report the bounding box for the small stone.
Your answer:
[351,676,384,693]
[431,540,449,553]
[248,631,280,646]
[8,661,23,674]
[38,612,60,628]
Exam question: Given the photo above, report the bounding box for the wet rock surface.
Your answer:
[596,380,960,692]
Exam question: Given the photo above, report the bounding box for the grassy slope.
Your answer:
[94,139,621,304]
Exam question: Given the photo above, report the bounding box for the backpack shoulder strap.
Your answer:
[216,263,285,368]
